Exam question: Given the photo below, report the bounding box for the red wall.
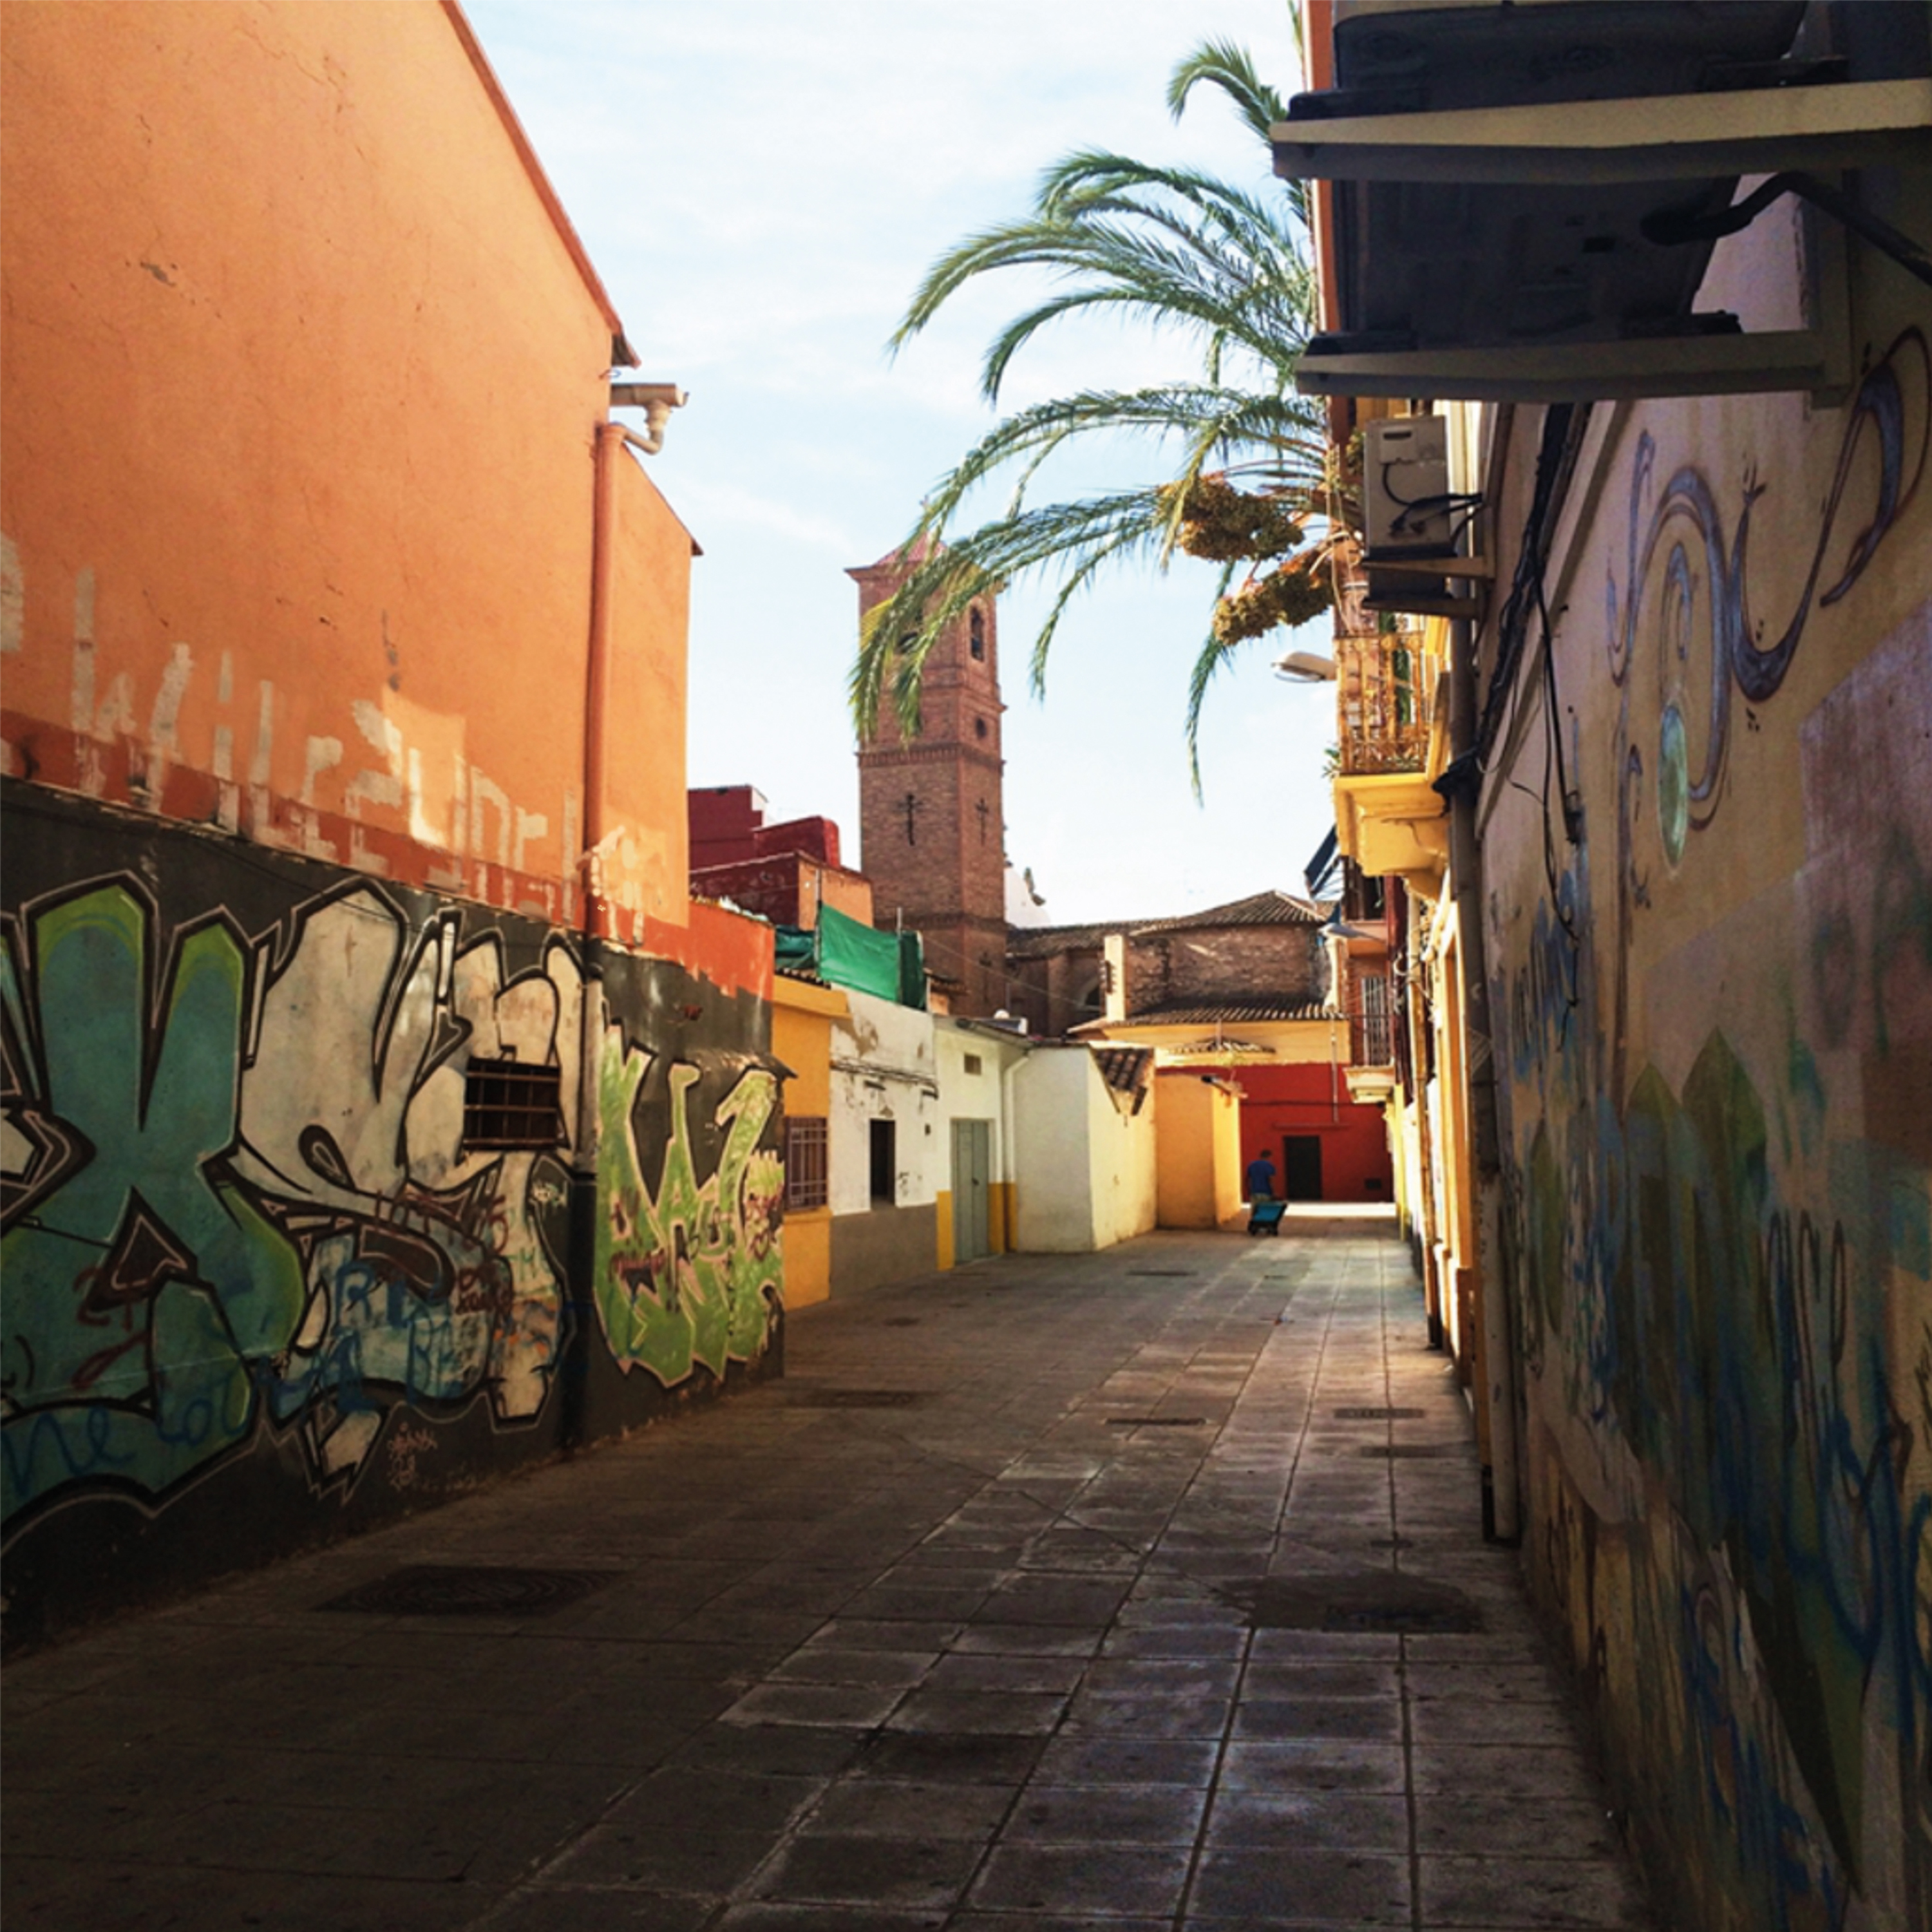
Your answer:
[1238,1063,1392,1202]
[689,786,842,870]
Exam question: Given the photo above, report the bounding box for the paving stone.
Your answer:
[800,1777,1014,1839]
[665,1726,867,1777]
[1239,1659,1403,1699]
[751,1833,981,1908]
[1005,1782,1208,1844]
[601,1768,828,1835]
[885,1687,1068,1734]
[768,1648,940,1689]
[1408,1696,1586,1747]
[1417,1855,1658,1927]
[0,1232,1663,1932]
[969,1841,1193,1915]
[923,1651,1088,1693]
[806,1618,964,1652]
[1218,1739,1408,1794]
[986,1576,1133,1625]
[1231,1696,1404,1742]
[851,1732,1047,1784]
[723,1683,907,1728]
[1188,1846,1411,1922]
[537,1823,777,1891]
[1063,1689,1233,1738]
[1082,1656,1242,1695]
[1207,1788,1409,1853]
[1031,1735,1220,1787]
[1410,1744,1602,1803]
[714,1908,949,1932]
[483,1887,715,1932]
[1412,1792,1622,1860]
[1102,1624,1249,1659]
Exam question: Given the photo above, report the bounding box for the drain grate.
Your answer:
[882,1317,922,1328]
[1126,1269,1196,1278]
[785,1387,927,1408]
[1333,1406,1425,1421]
[1223,1571,1482,1636]
[1106,1416,1208,1428]
[1361,1443,1452,1458]
[319,1565,621,1618]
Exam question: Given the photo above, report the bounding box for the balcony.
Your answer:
[1331,620,1450,895]
[1337,627,1437,777]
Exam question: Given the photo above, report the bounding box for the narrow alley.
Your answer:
[3,1220,1653,1932]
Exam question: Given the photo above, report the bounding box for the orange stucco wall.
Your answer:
[0,1,682,931]
[598,449,696,929]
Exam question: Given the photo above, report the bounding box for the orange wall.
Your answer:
[598,447,695,931]
[0,1,659,923]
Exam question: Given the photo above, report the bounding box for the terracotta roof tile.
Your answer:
[1078,999,1343,1029]
[1005,889,1328,960]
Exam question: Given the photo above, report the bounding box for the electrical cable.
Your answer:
[1642,169,1932,292]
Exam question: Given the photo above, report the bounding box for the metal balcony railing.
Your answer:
[1350,1005,1394,1068]
[1336,626,1438,777]
[1349,972,1394,1068]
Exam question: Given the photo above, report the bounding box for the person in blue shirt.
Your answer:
[1245,1150,1278,1201]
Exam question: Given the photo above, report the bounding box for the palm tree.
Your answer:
[850,34,1338,784]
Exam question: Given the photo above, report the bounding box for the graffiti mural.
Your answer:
[1,853,781,1563]
[1489,339,1931,1932]
[596,1050,783,1386]
[1,884,306,1521]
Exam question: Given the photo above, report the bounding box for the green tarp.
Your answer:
[777,904,926,1010]
[773,926,818,977]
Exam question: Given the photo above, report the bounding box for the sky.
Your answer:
[464,0,1339,925]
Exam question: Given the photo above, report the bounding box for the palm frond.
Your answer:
[1184,560,1246,797]
[1166,38,1287,142]
[862,29,1327,775]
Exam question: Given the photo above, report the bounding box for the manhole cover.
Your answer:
[1361,1444,1452,1458]
[1222,1572,1482,1635]
[1106,1416,1208,1428]
[1333,1406,1425,1420]
[785,1388,927,1408]
[319,1565,621,1618]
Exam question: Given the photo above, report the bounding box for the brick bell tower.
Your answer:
[851,543,1009,1016]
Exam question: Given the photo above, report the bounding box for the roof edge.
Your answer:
[440,1,635,363]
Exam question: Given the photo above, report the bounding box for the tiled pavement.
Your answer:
[2,1219,1658,1931]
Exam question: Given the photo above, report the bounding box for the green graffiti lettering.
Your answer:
[2,887,305,1525]
[594,1041,782,1387]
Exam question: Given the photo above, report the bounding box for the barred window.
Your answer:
[784,1115,829,1210]
[463,1057,564,1151]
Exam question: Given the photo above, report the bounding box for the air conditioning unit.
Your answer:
[1363,416,1454,559]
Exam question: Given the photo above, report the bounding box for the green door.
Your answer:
[952,1119,992,1262]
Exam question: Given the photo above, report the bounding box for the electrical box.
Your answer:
[1363,415,1454,559]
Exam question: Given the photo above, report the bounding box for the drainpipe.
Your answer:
[1437,612,1520,1544]
[562,421,628,1454]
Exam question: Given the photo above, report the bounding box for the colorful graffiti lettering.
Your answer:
[596,1048,782,1387]
[1,885,305,1521]
[3,873,781,1539]
[1491,341,1932,1929]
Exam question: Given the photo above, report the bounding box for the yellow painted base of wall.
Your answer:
[940,1183,1016,1264]
[990,1181,1013,1254]
[936,1189,954,1271]
[781,1209,833,1309]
